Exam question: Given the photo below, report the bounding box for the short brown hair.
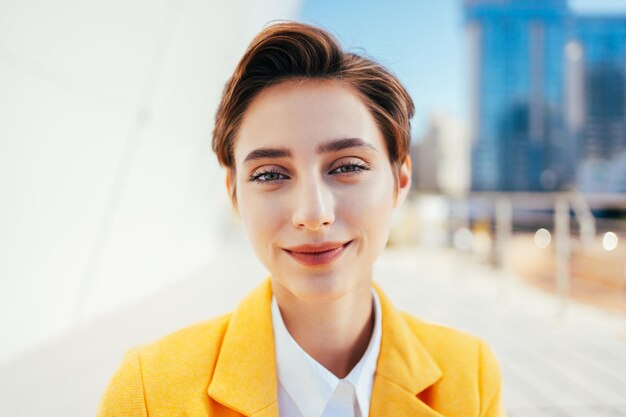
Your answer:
[212,21,414,188]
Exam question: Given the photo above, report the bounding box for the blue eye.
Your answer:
[250,170,289,184]
[330,162,370,175]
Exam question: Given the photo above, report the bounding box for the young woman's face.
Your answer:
[230,79,410,302]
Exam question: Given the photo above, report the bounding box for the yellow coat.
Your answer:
[98,280,506,416]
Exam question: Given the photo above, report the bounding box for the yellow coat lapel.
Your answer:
[370,283,444,417]
[208,280,278,417]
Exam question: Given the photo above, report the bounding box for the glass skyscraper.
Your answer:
[465,0,626,192]
[573,16,626,192]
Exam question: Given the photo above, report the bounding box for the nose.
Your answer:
[291,174,335,231]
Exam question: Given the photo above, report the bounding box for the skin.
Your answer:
[226,78,411,378]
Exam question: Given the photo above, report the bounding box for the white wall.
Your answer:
[0,0,301,363]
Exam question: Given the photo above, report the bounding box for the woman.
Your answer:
[98,22,505,417]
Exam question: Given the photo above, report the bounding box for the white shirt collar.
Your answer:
[271,289,382,417]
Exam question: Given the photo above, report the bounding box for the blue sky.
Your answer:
[298,0,626,136]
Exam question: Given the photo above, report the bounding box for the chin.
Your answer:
[273,269,356,304]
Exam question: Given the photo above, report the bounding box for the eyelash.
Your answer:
[249,162,370,184]
[249,169,288,184]
[329,161,370,175]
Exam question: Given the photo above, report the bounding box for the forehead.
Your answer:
[234,79,386,159]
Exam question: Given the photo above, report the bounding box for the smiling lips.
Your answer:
[283,241,352,266]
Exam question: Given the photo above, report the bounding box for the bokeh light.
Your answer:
[534,228,552,249]
[454,227,474,251]
[602,231,618,251]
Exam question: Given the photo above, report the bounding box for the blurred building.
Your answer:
[572,16,626,192]
[464,0,626,193]
[412,113,471,196]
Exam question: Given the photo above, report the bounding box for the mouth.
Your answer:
[283,240,353,266]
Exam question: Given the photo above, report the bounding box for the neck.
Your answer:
[272,281,375,378]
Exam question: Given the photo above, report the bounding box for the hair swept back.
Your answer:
[212,21,414,188]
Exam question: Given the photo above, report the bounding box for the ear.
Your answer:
[225,169,238,212]
[394,156,412,208]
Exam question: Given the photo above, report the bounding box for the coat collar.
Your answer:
[208,279,443,417]
[207,280,278,416]
[369,282,443,417]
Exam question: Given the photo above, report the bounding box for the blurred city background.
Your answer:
[0,0,625,416]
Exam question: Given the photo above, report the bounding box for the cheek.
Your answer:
[338,174,396,233]
[237,187,285,249]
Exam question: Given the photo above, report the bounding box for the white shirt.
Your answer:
[270,290,382,417]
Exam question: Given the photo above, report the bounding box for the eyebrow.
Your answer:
[243,147,292,163]
[243,137,376,164]
[316,137,377,154]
